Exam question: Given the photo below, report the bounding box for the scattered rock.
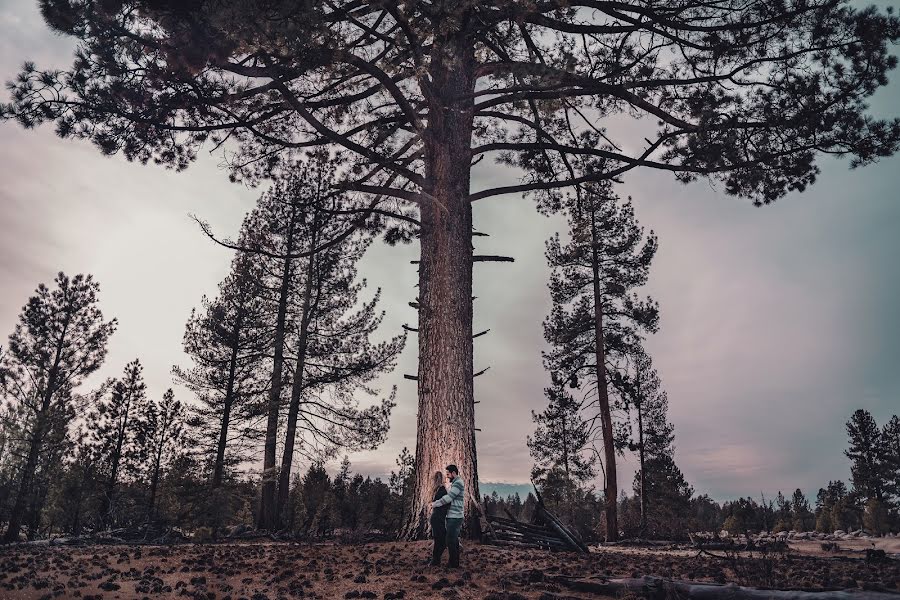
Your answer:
[431,577,451,590]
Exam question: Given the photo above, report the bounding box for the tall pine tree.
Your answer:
[272,160,406,528]
[91,359,148,529]
[201,156,405,530]
[845,409,887,504]
[174,246,269,492]
[542,182,658,540]
[0,273,116,542]
[135,388,184,529]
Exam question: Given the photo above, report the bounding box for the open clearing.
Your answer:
[1,539,898,599]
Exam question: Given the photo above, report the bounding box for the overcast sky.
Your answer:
[2,1,899,502]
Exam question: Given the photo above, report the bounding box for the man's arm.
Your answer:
[432,479,464,508]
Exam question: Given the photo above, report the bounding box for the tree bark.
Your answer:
[258,206,297,531]
[276,251,315,526]
[402,23,481,539]
[590,205,618,541]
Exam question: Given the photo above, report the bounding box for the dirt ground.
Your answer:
[1,539,898,600]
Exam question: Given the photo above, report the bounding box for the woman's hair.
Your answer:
[433,470,445,492]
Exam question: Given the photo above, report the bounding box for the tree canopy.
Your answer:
[3,1,898,204]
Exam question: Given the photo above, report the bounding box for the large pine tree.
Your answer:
[0,273,116,542]
[210,158,405,530]
[543,183,658,540]
[5,0,899,537]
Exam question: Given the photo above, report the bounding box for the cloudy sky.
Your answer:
[1,1,899,502]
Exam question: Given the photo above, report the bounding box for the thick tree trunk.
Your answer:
[276,252,315,526]
[402,25,481,540]
[590,207,618,541]
[258,209,296,531]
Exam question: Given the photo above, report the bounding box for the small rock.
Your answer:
[432,578,450,590]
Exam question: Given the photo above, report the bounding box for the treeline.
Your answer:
[0,158,409,542]
[715,409,900,536]
[505,407,900,541]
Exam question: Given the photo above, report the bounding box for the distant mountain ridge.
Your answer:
[479,481,535,500]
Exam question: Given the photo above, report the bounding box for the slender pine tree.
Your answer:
[880,415,900,504]
[0,273,116,542]
[272,160,405,528]
[527,382,595,503]
[135,388,184,530]
[91,359,148,529]
[542,182,658,540]
[174,246,269,493]
[845,409,887,504]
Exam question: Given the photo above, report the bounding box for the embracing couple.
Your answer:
[428,464,464,568]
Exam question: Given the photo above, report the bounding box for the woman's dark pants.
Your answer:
[430,514,447,566]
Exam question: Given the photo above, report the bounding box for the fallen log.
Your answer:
[548,575,900,600]
[490,539,553,551]
[601,538,676,547]
[488,520,559,538]
[534,505,589,554]
[491,533,571,550]
[491,515,558,531]
[491,527,566,544]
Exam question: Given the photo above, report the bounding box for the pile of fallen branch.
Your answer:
[483,489,589,553]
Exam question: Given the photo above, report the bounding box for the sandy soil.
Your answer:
[0,539,898,600]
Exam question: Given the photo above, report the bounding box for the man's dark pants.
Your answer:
[445,517,463,568]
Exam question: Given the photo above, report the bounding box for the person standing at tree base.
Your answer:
[431,464,465,568]
[429,471,449,565]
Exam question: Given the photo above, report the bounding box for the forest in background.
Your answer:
[1,158,898,545]
[1,0,899,554]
